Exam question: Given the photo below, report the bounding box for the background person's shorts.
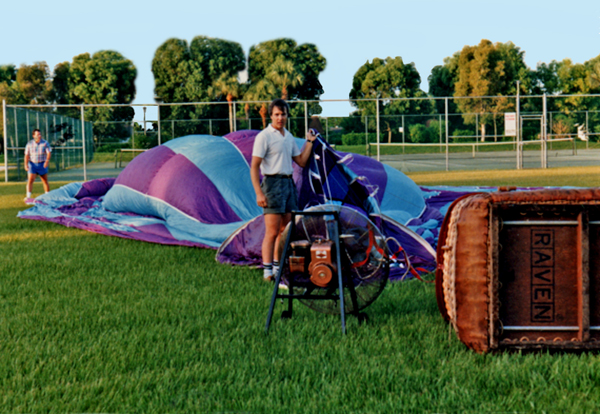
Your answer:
[261,175,298,214]
[28,161,48,176]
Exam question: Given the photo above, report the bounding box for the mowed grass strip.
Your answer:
[2,172,600,412]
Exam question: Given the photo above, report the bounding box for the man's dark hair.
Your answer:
[32,128,41,135]
[268,99,289,116]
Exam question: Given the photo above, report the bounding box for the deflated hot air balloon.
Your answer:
[18,130,479,278]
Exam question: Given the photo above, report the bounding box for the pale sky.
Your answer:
[2,0,599,121]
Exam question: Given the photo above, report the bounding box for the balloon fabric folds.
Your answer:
[18,130,474,280]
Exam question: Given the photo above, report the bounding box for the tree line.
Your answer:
[2,37,600,149]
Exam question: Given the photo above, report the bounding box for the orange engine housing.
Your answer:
[308,240,336,287]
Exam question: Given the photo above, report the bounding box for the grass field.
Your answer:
[2,169,600,412]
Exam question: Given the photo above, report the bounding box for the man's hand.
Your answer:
[43,161,49,169]
[256,192,267,208]
[24,163,28,172]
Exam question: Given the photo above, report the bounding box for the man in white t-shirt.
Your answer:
[251,99,317,282]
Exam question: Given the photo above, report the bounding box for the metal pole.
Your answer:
[15,107,19,181]
[304,101,308,136]
[81,105,87,181]
[2,100,7,182]
[233,102,237,132]
[439,114,442,152]
[376,99,380,161]
[402,115,405,154]
[516,81,521,170]
[157,104,161,145]
[586,111,589,150]
[542,93,547,169]
[325,117,329,142]
[549,111,553,151]
[209,119,212,136]
[143,106,147,135]
[445,98,449,172]
[364,115,369,156]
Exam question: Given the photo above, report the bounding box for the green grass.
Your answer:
[2,171,600,412]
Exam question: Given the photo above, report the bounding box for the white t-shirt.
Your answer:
[252,125,301,175]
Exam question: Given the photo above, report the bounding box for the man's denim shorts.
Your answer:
[261,175,298,214]
[28,161,48,176]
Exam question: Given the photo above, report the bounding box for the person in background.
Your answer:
[24,129,52,202]
[250,99,317,282]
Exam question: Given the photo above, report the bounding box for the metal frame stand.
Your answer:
[265,210,365,334]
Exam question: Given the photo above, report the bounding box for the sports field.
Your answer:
[2,167,600,412]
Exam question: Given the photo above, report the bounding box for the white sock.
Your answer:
[26,192,32,198]
[263,263,273,279]
[273,260,280,275]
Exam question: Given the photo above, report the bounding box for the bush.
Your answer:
[132,132,159,149]
[341,132,378,146]
[96,142,129,153]
[408,124,434,143]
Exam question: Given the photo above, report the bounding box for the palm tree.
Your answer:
[210,74,242,133]
[244,79,276,129]
[267,57,303,100]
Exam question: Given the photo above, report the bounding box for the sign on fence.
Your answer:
[504,112,516,137]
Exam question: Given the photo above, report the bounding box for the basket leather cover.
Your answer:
[436,188,600,353]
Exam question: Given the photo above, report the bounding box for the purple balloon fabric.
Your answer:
[18,131,492,278]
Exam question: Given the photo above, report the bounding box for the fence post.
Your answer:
[2,100,7,182]
[81,105,87,181]
[157,104,162,146]
[233,102,237,132]
[445,97,449,172]
[364,115,369,156]
[304,101,308,136]
[516,82,521,170]
[438,114,442,153]
[542,94,548,169]
[402,115,405,154]
[376,98,380,161]
[586,110,589,150]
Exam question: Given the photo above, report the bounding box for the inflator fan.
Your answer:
[265,204,389,333]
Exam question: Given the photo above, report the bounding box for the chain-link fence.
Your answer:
[3,94,600,181]
[2,104,94,182]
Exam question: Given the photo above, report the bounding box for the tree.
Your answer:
[152,36,245,135]
[267,57,303,100]
[16,62,52,104]
[349,56,432,142]
[0,63,52,151]
[246,38,326,118]
[531,60,561,95]
[210,73,243,132]
[244,79,276,128]
[66,51,137,147]
[0,65,16,85]
[453,40,530,141]
[152,38,191,105]
[0,62,52,106]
